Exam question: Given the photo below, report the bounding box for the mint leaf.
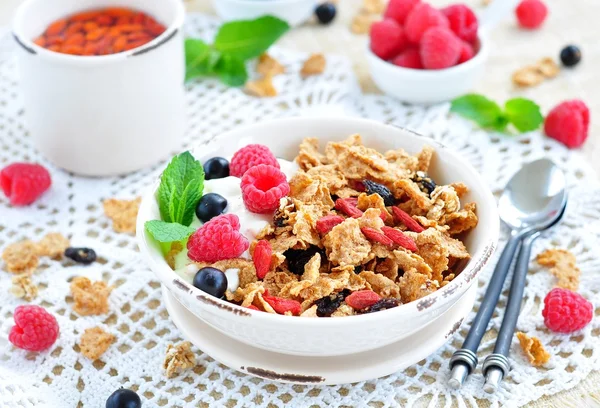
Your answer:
[145,220,196,243]
[214,16,290,61]
[216,54,248,87]
[450,94,507,131]
[185,39,222,81]
[157,151,204,226]
[504,98,544,132]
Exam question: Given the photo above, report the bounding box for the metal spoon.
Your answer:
[449,158,567,389]
[483,199,566,393]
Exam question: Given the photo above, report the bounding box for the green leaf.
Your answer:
[450,94,508,131]
[157,151,205,226]
[145,220,196,243]
[216,54,249,87]
[214,16,290,61]
[504,98,544,132]
[185,39,222,81]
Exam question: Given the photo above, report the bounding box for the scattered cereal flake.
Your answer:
[512,58,558,87]
[301,54,326,77]
[71,276,112,316]
[536,248,580,291]
[245,75,277,97]
[79,327,115,360]
[263,271,298,297]
[363,0,385,13]
[324,218,372,266]
[351,10,376,34]
[198,258,257,289]
[537,58,560,78]
[516,332,550,366]
[398,269,438,303]
[10,274,38,301]
[165,241,184,270]
[1,240,39,274]
[163,342,196,378]
[103,197,141,234]
[36,233,70,259]
[359,271,400,299]
[257,53,285,77]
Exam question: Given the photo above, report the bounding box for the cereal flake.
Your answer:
[301,54,326,77]
[257,53,285,77]
[516,332,550,366]
[163,342,196,378]
[245,75,277,97]
[103,197,141,234]
[1,240,39,274]
[71,276,112,316]
[10,274,38,301]
[536,248,580,291]
[80,327,115,360]
[36,233,70,259]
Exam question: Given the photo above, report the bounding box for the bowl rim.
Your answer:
[213,0,316,6]
[136,116,499,326]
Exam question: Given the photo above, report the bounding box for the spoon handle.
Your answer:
[482,231,541,393]
[449,229,528,389]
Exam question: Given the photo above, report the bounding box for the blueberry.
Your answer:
[106,389,141,408]
[65,247,97,265]
[560,45,581,67]
[195,193,227,222]
[315,2,336,25]
[363,180,395,206]
[203,157,230,180]
[193,267,228,298]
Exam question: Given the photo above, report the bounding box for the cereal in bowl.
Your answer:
[146,135,478,317]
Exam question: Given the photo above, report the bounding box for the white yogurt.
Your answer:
[224,268,240,292]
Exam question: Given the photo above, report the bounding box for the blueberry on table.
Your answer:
[65,247,97,264]
[560,45,581,67]
[203,157,230,180]
[195,193,228,222]
[106,389,141,408]
[193,267,228,298]
[315,3,337,25]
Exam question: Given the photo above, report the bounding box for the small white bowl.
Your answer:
[137,117,499,357]
[212,0,318,27]
[12,0,186,176]
[365,34,489,104]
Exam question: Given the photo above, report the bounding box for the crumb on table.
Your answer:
[536,248,580,291]
[10,274,38,301]
[1,240,39,274]
[301,54,327,77]
[79,327,115,360]
[516,332,551,366]
[103,197,141,234]
[70,276,112,316]
[36,232,70,259]
[163,341,196,378]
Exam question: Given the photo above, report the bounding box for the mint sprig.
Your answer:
[144,220,196,243]
[185,16,290,87]
[450,94,543,133]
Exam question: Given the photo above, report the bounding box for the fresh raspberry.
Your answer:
[381,226,418,251]
[384,0,421,25]
[241,164,290,214]
[516,0,548,29]
[346,290,382,310]
[442,4,479,43]
[369,19,407,60]
[542,288,593,333]
[544,100,590,148]
[334,198,363,218]
[187,214,249,263]
[253,240,272,279]
[457,40,475,64]
[229,144,280,178]
[316,215,345,234]
[404,3,449,44]
[419,27,462,70]
[1,163,51,206]
[391,48,423,69]
[9,305,59,352]
[361,227,394,247]
[263,295,302,316]
[392,206,425,232]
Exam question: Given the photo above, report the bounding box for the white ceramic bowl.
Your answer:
[13,0,186,176]
[212,0,318,27]
[137,117,499,357]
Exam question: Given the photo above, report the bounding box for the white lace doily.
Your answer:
[1,14,599,408]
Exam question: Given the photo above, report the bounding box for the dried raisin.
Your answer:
[314,289,351,317]
[284,246,326,275]
[358,298,401,314]
[363,180,395,206]
[412,171,437,196]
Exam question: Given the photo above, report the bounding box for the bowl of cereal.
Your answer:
[137,117,498,357]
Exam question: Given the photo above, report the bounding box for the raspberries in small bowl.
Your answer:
[366,0,487,103]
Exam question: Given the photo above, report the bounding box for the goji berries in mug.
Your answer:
[33,7,167,56]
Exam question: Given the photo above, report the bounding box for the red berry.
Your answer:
[442,4,479,43]
[247,305,260,311]
[187,214,249,263]
[316,215,345,234]
[253,240,272,279]
[9,305,59,352]
[404,3,449,44]
[384,0,421,25]
[1,163,51,206]
[241,164,290,214]
[263,295,302,316]
[542,288,593,333]
[361,227,394,247]
[516,0,548,29]
[544,100,590,148]
[230,144,279,178]
[334,198,363,218]
[420,27,462,70]
[381,226,418,251]
[392,206,425,232]
[457,40,475,64]
[345,290,382,309]
[370,19,407,60]
[391,48,423,69]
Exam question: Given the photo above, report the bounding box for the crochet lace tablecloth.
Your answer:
[1,14,599,408]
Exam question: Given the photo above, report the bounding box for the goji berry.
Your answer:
[391,206,425,232]
[345,290,381,309]
[263,295,302,316]
[335,198,363,218]
[360,227,394,247]
[247,305,260,311]
[381,226,418,251]
[316,215,345,234]
[253,240,272,279]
